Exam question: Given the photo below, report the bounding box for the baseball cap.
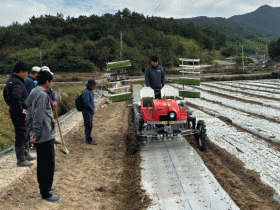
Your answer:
[31,66,40,72]
[40,66,53,75]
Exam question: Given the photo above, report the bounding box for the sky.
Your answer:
[1,0,280,27]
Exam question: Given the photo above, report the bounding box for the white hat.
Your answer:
[31,66,40,72]
[40,66,53,75]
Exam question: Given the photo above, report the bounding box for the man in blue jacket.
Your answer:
[24,66,40,95]
[82,79,97,145]
[145,56,165,99]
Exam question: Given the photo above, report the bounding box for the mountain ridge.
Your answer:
[177,5,280,39]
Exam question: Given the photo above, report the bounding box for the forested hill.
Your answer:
[0,9,227,74]
[177,5,280,40]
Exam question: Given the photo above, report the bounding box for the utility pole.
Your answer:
[40,51,42,66]
[242,45,244,72]
[120,32,123,61]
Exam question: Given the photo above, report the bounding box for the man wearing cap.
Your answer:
[40,67,58,110]
[40,66,61,145]
[145,56,165,99]
[3,62,36,167]
[24,66,40,95]
[82,79,97,145]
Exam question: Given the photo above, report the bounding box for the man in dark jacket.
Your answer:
[3,62,36,167]
[145,56,165,99]
[25,70,60,202]
[82,79,97,145]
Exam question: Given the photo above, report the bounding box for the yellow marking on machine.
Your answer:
[162,121,175,124]
[163,102,171,107]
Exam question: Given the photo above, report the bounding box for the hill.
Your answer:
[177,5,280,39]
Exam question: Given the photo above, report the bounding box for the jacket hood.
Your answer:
[25,86,46,107]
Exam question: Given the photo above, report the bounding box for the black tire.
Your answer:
[187,116,196,129]
[194,120,207,151]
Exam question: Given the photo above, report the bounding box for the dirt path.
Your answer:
[0,101,149,210]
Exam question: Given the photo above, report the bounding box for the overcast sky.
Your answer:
[1,0,280,27]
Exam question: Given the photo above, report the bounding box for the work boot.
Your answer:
[24,142,36,161]
[15,146,34,167]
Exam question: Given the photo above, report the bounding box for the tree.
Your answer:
[268,38,280,61]
[221,46,237,57]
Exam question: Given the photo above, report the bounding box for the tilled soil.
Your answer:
[1,101,280,209]
[0,101,150,210]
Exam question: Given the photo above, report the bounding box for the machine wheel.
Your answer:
[187,116,196,129]
[194,120,206,151]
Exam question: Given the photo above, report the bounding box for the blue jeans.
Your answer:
[82,110,93,142]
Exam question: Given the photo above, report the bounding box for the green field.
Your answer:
[0,87,15,151]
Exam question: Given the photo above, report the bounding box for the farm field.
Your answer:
[2,78,280,209]
[132,80,280,209]
[171,79,280,209]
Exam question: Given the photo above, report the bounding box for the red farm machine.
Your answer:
[128,85,206,154]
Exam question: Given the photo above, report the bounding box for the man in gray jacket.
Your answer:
[25,70,60,202]
[145,56,165,99]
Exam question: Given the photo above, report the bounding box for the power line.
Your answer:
[150,0,164,17]
[148,0,161,17]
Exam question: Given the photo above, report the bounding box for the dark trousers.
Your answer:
[35,139,55,198]
[82,110,93,142]
[10,112,28,147]
[154,89,161,99]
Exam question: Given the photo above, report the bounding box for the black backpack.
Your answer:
[3,85,11,106]
[75,94,84,111]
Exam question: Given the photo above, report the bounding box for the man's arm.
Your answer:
[161,68,165,87]
[31,93,48,140]
[82,90,94,113]
[145,67,150,87]
[48,88,57,110]
[11,82,24,113]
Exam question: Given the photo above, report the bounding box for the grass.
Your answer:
[0,87,15,151]
[142,97,153,107]
[108,92,133,102]
[179,91,201,98]
[60,84,86,114]
[106,60,132,70]
[178,78,201,85]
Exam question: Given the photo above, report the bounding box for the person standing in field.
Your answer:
[145,56,165,99]
[3,61,36,167]
[40,66,61,145]
[24,66,40,95]
[24,66,40,151]
[82,79,97,145]
[25,70,61,202]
